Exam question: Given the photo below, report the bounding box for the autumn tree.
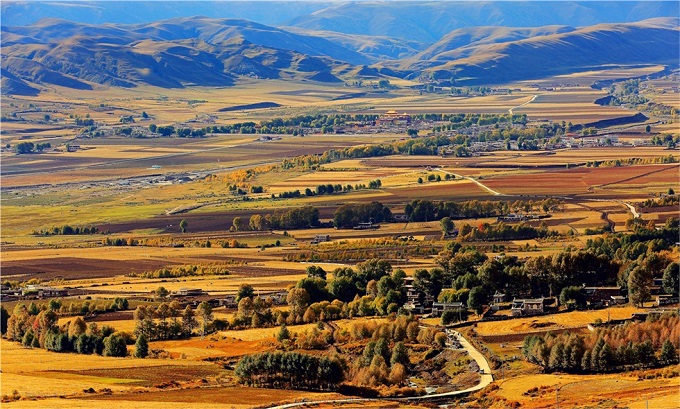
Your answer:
[196,301,214,337]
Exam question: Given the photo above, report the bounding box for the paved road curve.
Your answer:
[266,329,494,409]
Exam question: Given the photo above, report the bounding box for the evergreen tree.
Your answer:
[134,334,149,358]
[660,339,678,364]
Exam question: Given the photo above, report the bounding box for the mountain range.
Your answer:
[1,1,678,94]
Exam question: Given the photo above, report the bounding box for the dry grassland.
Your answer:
[494,372,680,409]
[475,306,642,336]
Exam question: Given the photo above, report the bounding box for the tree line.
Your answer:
[522,313,679,373]
[4,304,127,357]
[235,351,344,391]
[404,198,561,222]
[32,225,99,236]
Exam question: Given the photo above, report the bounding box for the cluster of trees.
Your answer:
[639,192,678,208]
[650,133,679,147]
[346,317,446,388]
[456,221,557,242]
[405,198,560,222]
[333,201,392,228]
[13,141,51,154]
[4,304,127,357]
[285,237,438,263]
[32,225,99,236]
[235,352,343,391]
[133,301,213,341]
[279,261,406,325]
[147,124,207,138]
[431,113,526,133]
[75,117,95,126]
[586,155,677,168]
[1,298,128,320]
[585,218,678,304]
[128,264,230,279]
[244,206,319,231]
[307,179,381,197]
[523,313,679,373]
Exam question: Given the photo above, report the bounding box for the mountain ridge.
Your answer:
[2,15,678,93]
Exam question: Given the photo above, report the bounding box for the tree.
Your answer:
[306,265,327,280]
[15,142,34,154]
[134,334,149,358]
[645,124,651,133]
[440,217,454,237]
[467,286,486,315]
[628,266,652,307]
[276,324,290,343]
[407,129,418,137]
[142,111,149,119]
[237,284,255,302]
[287,288,310,323]
[559,286,587,309]
[68,317,87,338]
[181,306,198,336]
[390,341,409,366]
[179,219,188,233]
[662,262,679,295]
[233,216,247,231]
[660,339,678,364]
[155,286,169,299]
[196,301,213,337]
[103,333,127,357]
[0,306,9,335]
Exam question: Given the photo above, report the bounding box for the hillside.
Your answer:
[1,15,678,93]
[409,18,680,84]
[287,1,680,43]
[1,17,367,90]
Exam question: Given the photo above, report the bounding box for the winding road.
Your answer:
[266,329,493,409]
[509,94,538,115]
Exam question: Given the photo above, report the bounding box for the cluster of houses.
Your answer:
[401,278,677,319]
[218,291,288,308]
[1,284,69,301]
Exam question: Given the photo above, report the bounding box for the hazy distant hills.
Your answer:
[1,4,678,94]
[400,18,680,83]
[286,1,679,43]
[4,1,678,37]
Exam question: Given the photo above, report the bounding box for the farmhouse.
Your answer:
[511,298,545,317]
[403,277,433,313]
[311,234,331,244]
[492,291,507,304]
[584,286,624,307]
[220,295,237,308]
[264,291,288,305]
[431,302,465,317]
[176,288,204,297]
[353,222,378,230]
[67,145,80,152]
[21,285,68,298]
[497,214,527,222]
